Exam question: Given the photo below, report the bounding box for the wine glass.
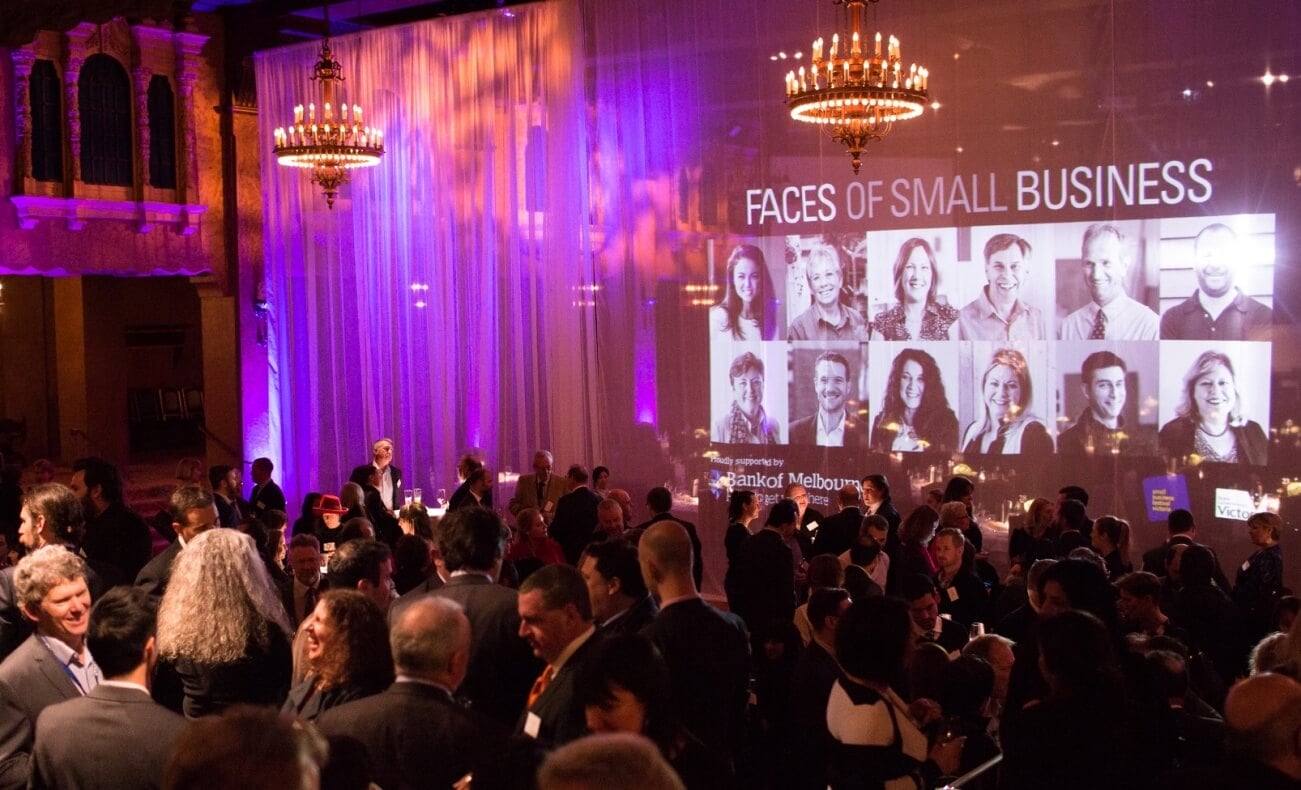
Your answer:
[436,488,448,508]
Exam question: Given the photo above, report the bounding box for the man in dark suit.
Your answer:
[391,507,540,728]
[247,457,287,516]
[509,450,567,524]
[904,574,968,654]
[516,564,599,748]
[371,437,403,513]
[316,596,505,790]
[633,487,704,591]
[933,528,990,629]
[782,482,821,569]
[640,520,750,775]
[788,351,865,449]
[30,586,183,790]
[135,486,218,598]
[729,498,797,650]
[447,466,493,512]
[70,457,152,585]
[208,464,243,529]
[811,484,863,558]
[549,465,604,565]
[860,474,901,556]
[279,533,326,628]
[449,454,494,512]
[579,539,657,634]
[0,547,99,788]
[789,587,850,790]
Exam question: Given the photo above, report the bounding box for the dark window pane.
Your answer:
[148,75,177,188]
[31,60,63,182]
[79,54,133,186]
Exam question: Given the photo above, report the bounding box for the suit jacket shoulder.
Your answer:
[318,682,505,790]
[520,632,600,748]
[135,541,183,597]
[31,685,184,790]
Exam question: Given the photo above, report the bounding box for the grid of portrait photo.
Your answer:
[707,213,1276,467]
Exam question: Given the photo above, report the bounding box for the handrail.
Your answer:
[197,424,245,464]
[937,753,1002,789]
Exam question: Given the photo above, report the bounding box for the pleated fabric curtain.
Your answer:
[255,0,599,501]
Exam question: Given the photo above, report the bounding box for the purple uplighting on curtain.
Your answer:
[255,2,603,503]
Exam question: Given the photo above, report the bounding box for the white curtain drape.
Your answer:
[256,1,601,499]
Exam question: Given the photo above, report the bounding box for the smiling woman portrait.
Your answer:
[713,351,783,445]
[1158,350,1267,465]
[870,348,958,454]
[960,347,1053,456]
[870,238,959,341]
[711,244,776,341]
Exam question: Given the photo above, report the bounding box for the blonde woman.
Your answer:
[157,529,293,718]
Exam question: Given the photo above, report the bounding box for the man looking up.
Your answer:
[1161,223,1272,340]
[371,438,403,512]
[1059,224,1158,340]
[516,564,598,747]
[959,233,1046,340]
[1057,351,1131,455]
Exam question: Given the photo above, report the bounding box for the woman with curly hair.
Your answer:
[157,529,293,718]
[282,589,394,720]
[710,243,776,341]
[869,348,959,454]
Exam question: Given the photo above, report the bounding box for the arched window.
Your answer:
[79,54,133,186]
[30,59,63,182]
[148,75,177,188]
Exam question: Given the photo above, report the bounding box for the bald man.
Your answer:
[1213,673,1301,787]
[639,521,749,776]
[316,597,504,789]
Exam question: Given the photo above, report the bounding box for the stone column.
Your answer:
[134,66,151,196]
[175,32,208,206]
[11,48,36,182]
[63,55,83,184]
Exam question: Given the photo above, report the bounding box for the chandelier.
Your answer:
[784,0,929,174]
[272,32,384,209]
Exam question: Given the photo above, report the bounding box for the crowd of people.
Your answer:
[0,445,1296,790]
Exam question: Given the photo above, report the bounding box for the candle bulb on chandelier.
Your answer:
[851,32,860,56]
[875,32,882,59]
[294,105,303,124]
[831,33,839,59]
[308,103,315,123]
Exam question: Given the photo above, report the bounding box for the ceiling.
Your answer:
[0,0,531,48]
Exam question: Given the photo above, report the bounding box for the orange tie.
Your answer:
[527,665,554,709]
